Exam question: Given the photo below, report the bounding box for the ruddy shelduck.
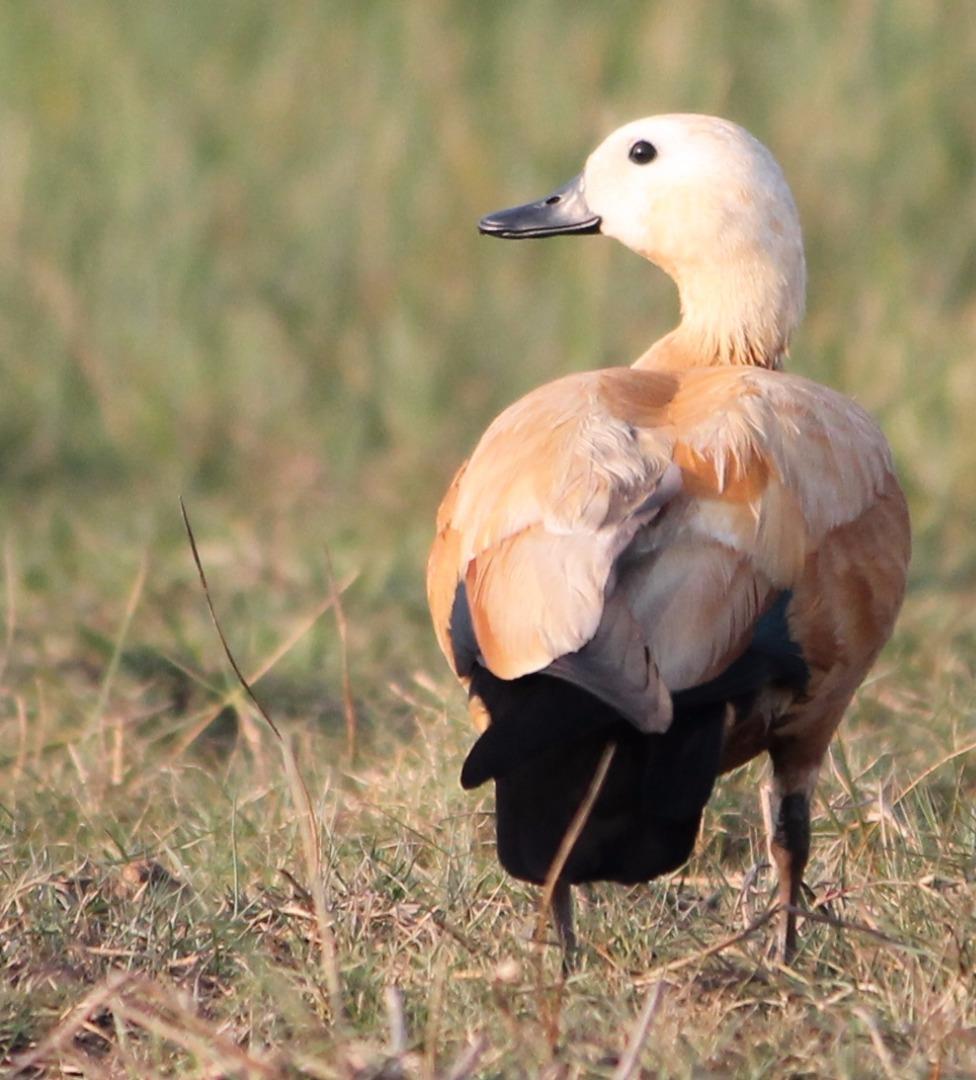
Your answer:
[427,114,910,965]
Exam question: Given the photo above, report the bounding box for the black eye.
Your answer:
[628,140,657,165]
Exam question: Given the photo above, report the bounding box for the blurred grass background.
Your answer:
[1,1,974,1075]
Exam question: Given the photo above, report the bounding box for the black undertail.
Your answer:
[459,591,808,886]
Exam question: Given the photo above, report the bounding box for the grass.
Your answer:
[1,1,974,1075]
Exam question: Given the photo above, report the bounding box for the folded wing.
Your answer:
[427,365,900,739]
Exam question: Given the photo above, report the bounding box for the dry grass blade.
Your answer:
[106,978,281,1079]
[165,580,355,761]
[430,909,485,957]
[0,532,17,688]
[633,905,781,984]
[384,985,407,1055]
[613,981,668,1080]
[324,543,358,763]
[534,741,616,953]
[424,950,449,1078]
[180,497,282,741]
[531,742,616,1051]
[890,739,976,808]
[91,552,148,789]
[180,497,345,1025]
[443,1035,489,1080]
[282,742,346,1024]
[10,970,139,1074]
[853,1006,899,1080]
[784,903,910,949]
[632,898,912,988]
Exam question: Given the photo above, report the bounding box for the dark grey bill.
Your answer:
[478,173,601,239]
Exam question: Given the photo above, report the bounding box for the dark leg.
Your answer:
[551,879,576,973]
[762,731,830,966]
[766,789,810,963]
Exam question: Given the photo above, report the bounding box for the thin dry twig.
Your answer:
[613,980,668,1080]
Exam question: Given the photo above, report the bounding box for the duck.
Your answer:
[426,114,910,966]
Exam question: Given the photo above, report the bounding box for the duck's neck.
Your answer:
[632,254,805,373]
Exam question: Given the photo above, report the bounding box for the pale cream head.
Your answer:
[582,114,806,368]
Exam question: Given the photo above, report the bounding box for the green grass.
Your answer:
[1,1,974,1075]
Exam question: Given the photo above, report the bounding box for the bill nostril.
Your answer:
[545,194,562,205]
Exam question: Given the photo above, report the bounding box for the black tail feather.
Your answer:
[468,665,725,885]
[461,590,808,887]
[461,669,621,790]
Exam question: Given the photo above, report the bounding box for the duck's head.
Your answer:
[480,114,805,369]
